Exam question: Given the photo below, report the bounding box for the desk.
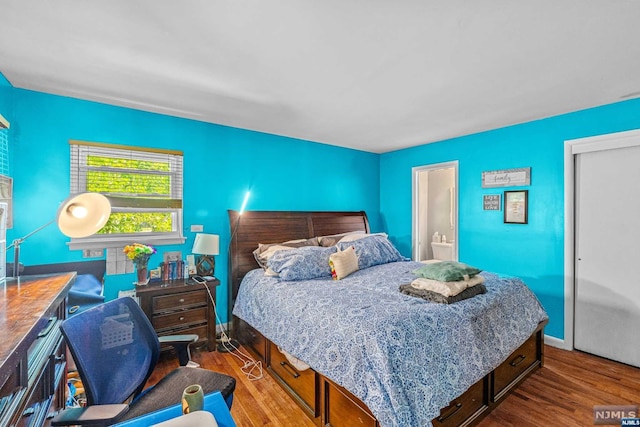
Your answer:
[0,273,76,426]
[136,278,220,351]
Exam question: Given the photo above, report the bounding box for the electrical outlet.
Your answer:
[83,249,104,258]
[163,251,182,263]
[190,224,204,232]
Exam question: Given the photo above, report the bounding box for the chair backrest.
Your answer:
[60,297,161,405]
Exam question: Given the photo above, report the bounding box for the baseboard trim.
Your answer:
[544,334,571,350]
[216,322,231,336]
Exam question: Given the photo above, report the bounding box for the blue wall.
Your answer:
[380,98,640,339]
[6,65,640,339]
[6,87,380,324]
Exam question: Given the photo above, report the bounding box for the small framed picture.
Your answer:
[504,190,528,224]
[483,194,501,211]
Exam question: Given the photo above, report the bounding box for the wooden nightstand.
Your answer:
[136,277,220,351]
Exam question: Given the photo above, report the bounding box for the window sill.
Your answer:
[67,235,186,251]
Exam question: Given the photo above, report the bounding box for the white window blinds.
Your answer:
[69,140,185,249]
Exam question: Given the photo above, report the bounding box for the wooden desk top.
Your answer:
[0,273,76,387]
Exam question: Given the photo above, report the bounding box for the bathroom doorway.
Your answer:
[412,161,458,262]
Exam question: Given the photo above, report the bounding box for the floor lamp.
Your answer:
[8,193,111,277]
[220,191,250,353]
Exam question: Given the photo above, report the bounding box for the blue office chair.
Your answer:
[51,297,235,425]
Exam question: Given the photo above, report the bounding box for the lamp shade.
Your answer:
[192,233,219,255]
[57,193,112,238]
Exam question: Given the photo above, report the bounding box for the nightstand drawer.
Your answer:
[152,290,206,313]
[157,324,208,340]
[136,278,219,352]
[153,307,207,331]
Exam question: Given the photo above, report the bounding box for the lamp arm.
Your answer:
[6,218,56,278]
[6,218,56,250]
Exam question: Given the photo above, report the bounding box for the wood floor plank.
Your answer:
[478,345,640,426]
[151,344,640,426]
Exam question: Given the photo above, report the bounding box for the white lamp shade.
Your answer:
[57,193,112,238]
[192,233,219,255]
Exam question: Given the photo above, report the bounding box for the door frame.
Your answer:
[412,161,459,262]
[563,128,640,351]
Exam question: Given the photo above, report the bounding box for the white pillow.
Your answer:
[317,230,365,247]
[329,246,359,280]
[337,232,388,244]
[257,245,296,265]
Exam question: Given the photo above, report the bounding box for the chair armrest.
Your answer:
[158,334,199,345]
[158,334,199,366]
[51,404,129,426]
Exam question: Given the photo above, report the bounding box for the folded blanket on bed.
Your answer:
[399,282,487,304]
[409,275,485,297]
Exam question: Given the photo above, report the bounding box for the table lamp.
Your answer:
[192,233,219,277]
[9,192,111,277]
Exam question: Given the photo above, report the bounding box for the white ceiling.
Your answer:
[2,1,640,153]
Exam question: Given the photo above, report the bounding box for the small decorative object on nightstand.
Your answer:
[192,233,219,276]
[124,243,156,286]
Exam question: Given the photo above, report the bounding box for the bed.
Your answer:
[228,210,548,427]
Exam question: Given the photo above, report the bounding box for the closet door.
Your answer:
[574,143,640,367]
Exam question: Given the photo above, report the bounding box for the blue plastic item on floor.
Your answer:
[112,391,236,427]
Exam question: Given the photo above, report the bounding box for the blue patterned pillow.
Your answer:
[336,234,407,270]
[267,246,338,281]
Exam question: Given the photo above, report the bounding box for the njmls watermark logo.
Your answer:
[593,405,638,425]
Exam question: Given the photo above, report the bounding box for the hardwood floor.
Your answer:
[150,344,640,426]
[478,345,640,426]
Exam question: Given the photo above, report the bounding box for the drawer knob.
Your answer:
[179,298,185,303]
[179,316,185,321]
[509,354,527,367]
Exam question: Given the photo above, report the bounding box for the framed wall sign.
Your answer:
[482,167,531,188]
[504,190,528,224]
[483,194,501,211]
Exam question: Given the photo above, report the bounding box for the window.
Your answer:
[69,140,185,249]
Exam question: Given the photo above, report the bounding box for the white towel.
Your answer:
[277,346,311,372]
[410,275,485,297]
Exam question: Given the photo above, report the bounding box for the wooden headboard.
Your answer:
[227,210,370,317]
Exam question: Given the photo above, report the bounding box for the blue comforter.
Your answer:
[233,261,548,427]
